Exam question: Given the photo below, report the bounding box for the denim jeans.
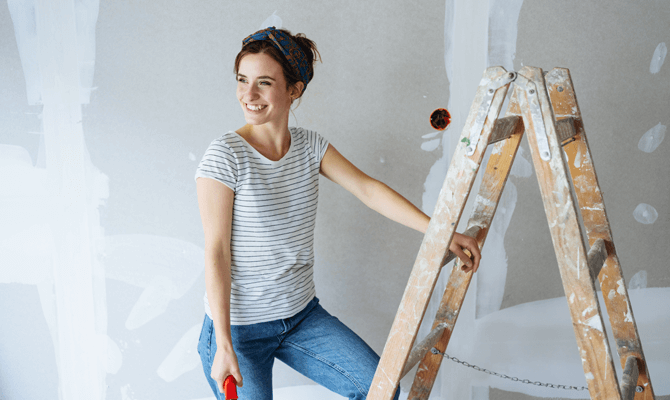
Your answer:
[197,297,400,400]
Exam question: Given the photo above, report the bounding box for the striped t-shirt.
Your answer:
[195,127,329,325]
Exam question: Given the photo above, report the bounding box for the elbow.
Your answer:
[359,178,386,206]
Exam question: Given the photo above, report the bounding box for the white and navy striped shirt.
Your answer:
[195,127,329,325]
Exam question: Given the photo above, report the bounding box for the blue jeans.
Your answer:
[197,297,400,400]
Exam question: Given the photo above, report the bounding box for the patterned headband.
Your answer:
[242,26,312,91]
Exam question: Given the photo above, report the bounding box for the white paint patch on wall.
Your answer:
[650,42,667,74]
[629,270,648,290]
[487,0,524,70]
[476,182,517,318]
[421,137,441,152]
[106,335,123,374]
[428,0,526,397]
[6,2,105,400]
[633,203,658,225]
[638,122,666,153]
[260,11,282,30]
[158,323,202,382]
[103,234,205,330]
[510,146,532,178]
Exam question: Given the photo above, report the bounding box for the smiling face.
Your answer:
[236,52,299,129]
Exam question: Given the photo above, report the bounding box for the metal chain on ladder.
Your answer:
[430,348,589,391]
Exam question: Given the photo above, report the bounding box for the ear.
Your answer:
[290,82,304,99]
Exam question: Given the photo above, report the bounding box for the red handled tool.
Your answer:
[223,375,238,399]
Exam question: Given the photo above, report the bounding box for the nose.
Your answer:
[240,83,260,101]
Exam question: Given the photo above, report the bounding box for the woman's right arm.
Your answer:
[196,177,243,390]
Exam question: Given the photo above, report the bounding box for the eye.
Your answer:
[237,76,247,83]
[259,81,272,86]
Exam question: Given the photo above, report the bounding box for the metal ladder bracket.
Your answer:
[466,72,517,156]
[514,73,552,161]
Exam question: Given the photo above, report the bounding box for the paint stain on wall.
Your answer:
[103,234,204,330]
[638,122,666,153]
[157,323,202,382]
[421,137,441,152]
[650,42,667,74]
[633,203,658,224]
[260,11,282,30]
[628,270,648,290]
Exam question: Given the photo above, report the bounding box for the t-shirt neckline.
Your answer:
[232,127,296,166]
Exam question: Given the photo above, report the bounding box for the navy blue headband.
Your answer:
[243,27,312,91]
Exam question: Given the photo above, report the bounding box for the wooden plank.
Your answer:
[489,115,522,144]
[546,67,655,399]
[367,67,511,400]
[556,117,577,143]
[401,324,447,379]
[518,66,622,399]
[407,91,525,400]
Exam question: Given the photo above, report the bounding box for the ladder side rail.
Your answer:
[368,67,512,400]
[408,100,525,400]
[401,323,447,379]
[518,66,622,399]
[546,68,655,399]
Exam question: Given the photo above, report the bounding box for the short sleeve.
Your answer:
[303,129,329,164]
[194,137,238,192]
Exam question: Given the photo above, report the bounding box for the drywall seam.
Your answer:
[419,0,524,398]
[474,0,525,321]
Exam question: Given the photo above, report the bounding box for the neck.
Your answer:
[237,122,292,161]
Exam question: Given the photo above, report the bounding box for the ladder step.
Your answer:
[620,356,640,400]
[440,226,481,268]
[401,323,447,379]
[587,238,608,280]
[556,117,577,144]
[489,116,522,145]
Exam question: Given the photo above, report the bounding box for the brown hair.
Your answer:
[234,28,321,98]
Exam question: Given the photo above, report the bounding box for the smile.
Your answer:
[246,103,267,111]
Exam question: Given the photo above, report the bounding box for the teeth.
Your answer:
[246,104,266,111]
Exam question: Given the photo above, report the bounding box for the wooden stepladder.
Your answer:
[368,66,655,400]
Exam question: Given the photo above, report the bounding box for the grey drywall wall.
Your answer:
[0,1,667,399]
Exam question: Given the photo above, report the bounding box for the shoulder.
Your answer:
[210,131,244,151]
[290,127,329,159]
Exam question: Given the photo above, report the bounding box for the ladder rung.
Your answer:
[587,238,608,280]
[556,117,577,144]
[489,116,522,144]
[441,226,481,268]
[620,356,640,400]
[401,323,447,379]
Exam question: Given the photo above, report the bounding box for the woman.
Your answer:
[195,27,481,400]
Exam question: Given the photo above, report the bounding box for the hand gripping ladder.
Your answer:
[367,66,655,400]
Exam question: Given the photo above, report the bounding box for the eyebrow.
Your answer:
[237,73,276,81]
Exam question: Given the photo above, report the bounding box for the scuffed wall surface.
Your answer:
[0,1,668,400]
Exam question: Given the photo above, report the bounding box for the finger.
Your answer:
[455,249,474,271]
[471,247,482,272]
[213,371,230,393]
[234,371,243,387]
[461,239,481,272]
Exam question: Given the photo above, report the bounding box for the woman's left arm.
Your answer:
[320,144,481,271]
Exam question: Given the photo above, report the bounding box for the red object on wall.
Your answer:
[224,376,238,399]
[430,108,452,130]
